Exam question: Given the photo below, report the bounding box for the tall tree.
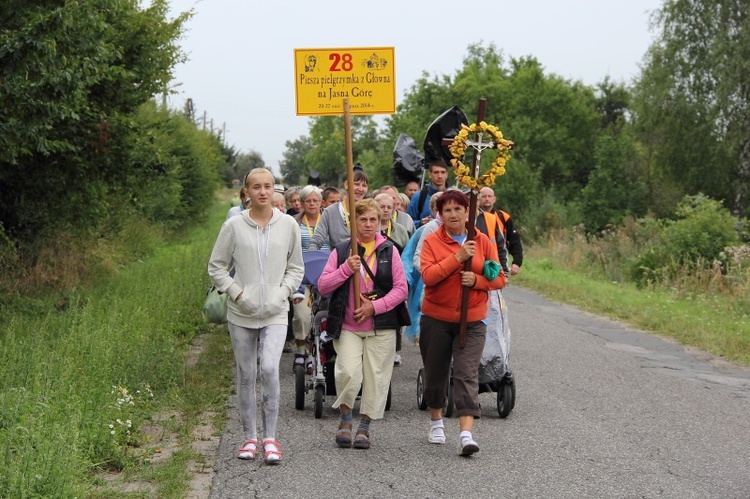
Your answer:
[279,136,312,186]
[633,0,750,216]
[225,150,265,186]
[580,128,649,231]
[305,115,384,186]
[595,77,631,132]
[0,0,192,245]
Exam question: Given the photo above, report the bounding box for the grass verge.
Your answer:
[0,192,236,498]
[514,252,750,366]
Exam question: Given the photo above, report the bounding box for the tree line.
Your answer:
[281,1,750,242]
[0,1,232,273]
[2,0,748,288]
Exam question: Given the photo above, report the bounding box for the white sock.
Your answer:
[459,430,472,443]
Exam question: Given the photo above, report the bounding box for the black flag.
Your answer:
[392,133,424,187]
[423,106,468,164]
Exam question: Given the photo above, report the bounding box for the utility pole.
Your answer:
[184,98,195,123]
[161,81,183,109]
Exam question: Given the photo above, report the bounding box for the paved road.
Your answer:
[208,286,750,498]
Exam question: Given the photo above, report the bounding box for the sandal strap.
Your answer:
[263,439,282,461]
[336,421,353,447]
[353,429,371,449]
[239,439,258,450]
[238,439,259,458]
[263,439,281,451]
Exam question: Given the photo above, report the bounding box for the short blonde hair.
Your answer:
[354,198,381,219]
[244,167,274,187]
[397,193,410,210]
[272,191,285,208]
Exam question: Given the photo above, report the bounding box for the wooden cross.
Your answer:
[442,98,488,347]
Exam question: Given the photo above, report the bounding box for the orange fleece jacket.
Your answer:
[420,226,507,323]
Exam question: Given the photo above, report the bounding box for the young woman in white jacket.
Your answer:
[208,168,304,464]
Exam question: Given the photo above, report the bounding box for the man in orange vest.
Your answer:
[476,187,523,276]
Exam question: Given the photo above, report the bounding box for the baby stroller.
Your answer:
[294,250,336,418]
[294,288,337,418]
[417,290,516,418]
[294,250,393,418]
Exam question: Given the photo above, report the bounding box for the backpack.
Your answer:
[417,186,429,215]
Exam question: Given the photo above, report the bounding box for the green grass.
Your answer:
[0,194,235,498]
[514,255,750,366]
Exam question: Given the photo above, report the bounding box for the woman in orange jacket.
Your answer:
[419,189,507,456]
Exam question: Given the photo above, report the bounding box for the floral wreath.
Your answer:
[448,121,514,191]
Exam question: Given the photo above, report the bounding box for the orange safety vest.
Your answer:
[483,210,510,247]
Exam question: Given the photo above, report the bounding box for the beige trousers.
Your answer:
[332,328,396,419]
[291,286,312,341]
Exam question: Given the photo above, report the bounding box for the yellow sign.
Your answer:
[294,47,396,116]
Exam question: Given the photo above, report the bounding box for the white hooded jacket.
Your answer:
[208,208,304,329]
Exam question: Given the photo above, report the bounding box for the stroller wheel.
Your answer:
[314,384,325,419]
[497,382,513,418]
[294,364,306,410]
[416,369,427,410]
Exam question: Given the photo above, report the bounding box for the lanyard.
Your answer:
[302,213,320,238]
[340,203,350,231]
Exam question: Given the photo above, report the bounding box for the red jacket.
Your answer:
[420,226,507,323]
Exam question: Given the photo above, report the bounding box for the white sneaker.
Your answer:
[393,353,402,366]
[458,436,479,456]
[428,424,445,444]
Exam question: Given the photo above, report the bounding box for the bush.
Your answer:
[631,194,741,284]
[521,191,578,243]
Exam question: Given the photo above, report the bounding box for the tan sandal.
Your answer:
[335,421,352,448]
[353,429,370,449]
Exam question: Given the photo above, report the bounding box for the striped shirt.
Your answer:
[300,220,329,251]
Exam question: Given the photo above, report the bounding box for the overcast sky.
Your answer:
[169,0,663,175]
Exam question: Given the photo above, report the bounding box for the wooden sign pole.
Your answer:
[343,99,360,308]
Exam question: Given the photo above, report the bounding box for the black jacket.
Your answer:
[326,240,401,339]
